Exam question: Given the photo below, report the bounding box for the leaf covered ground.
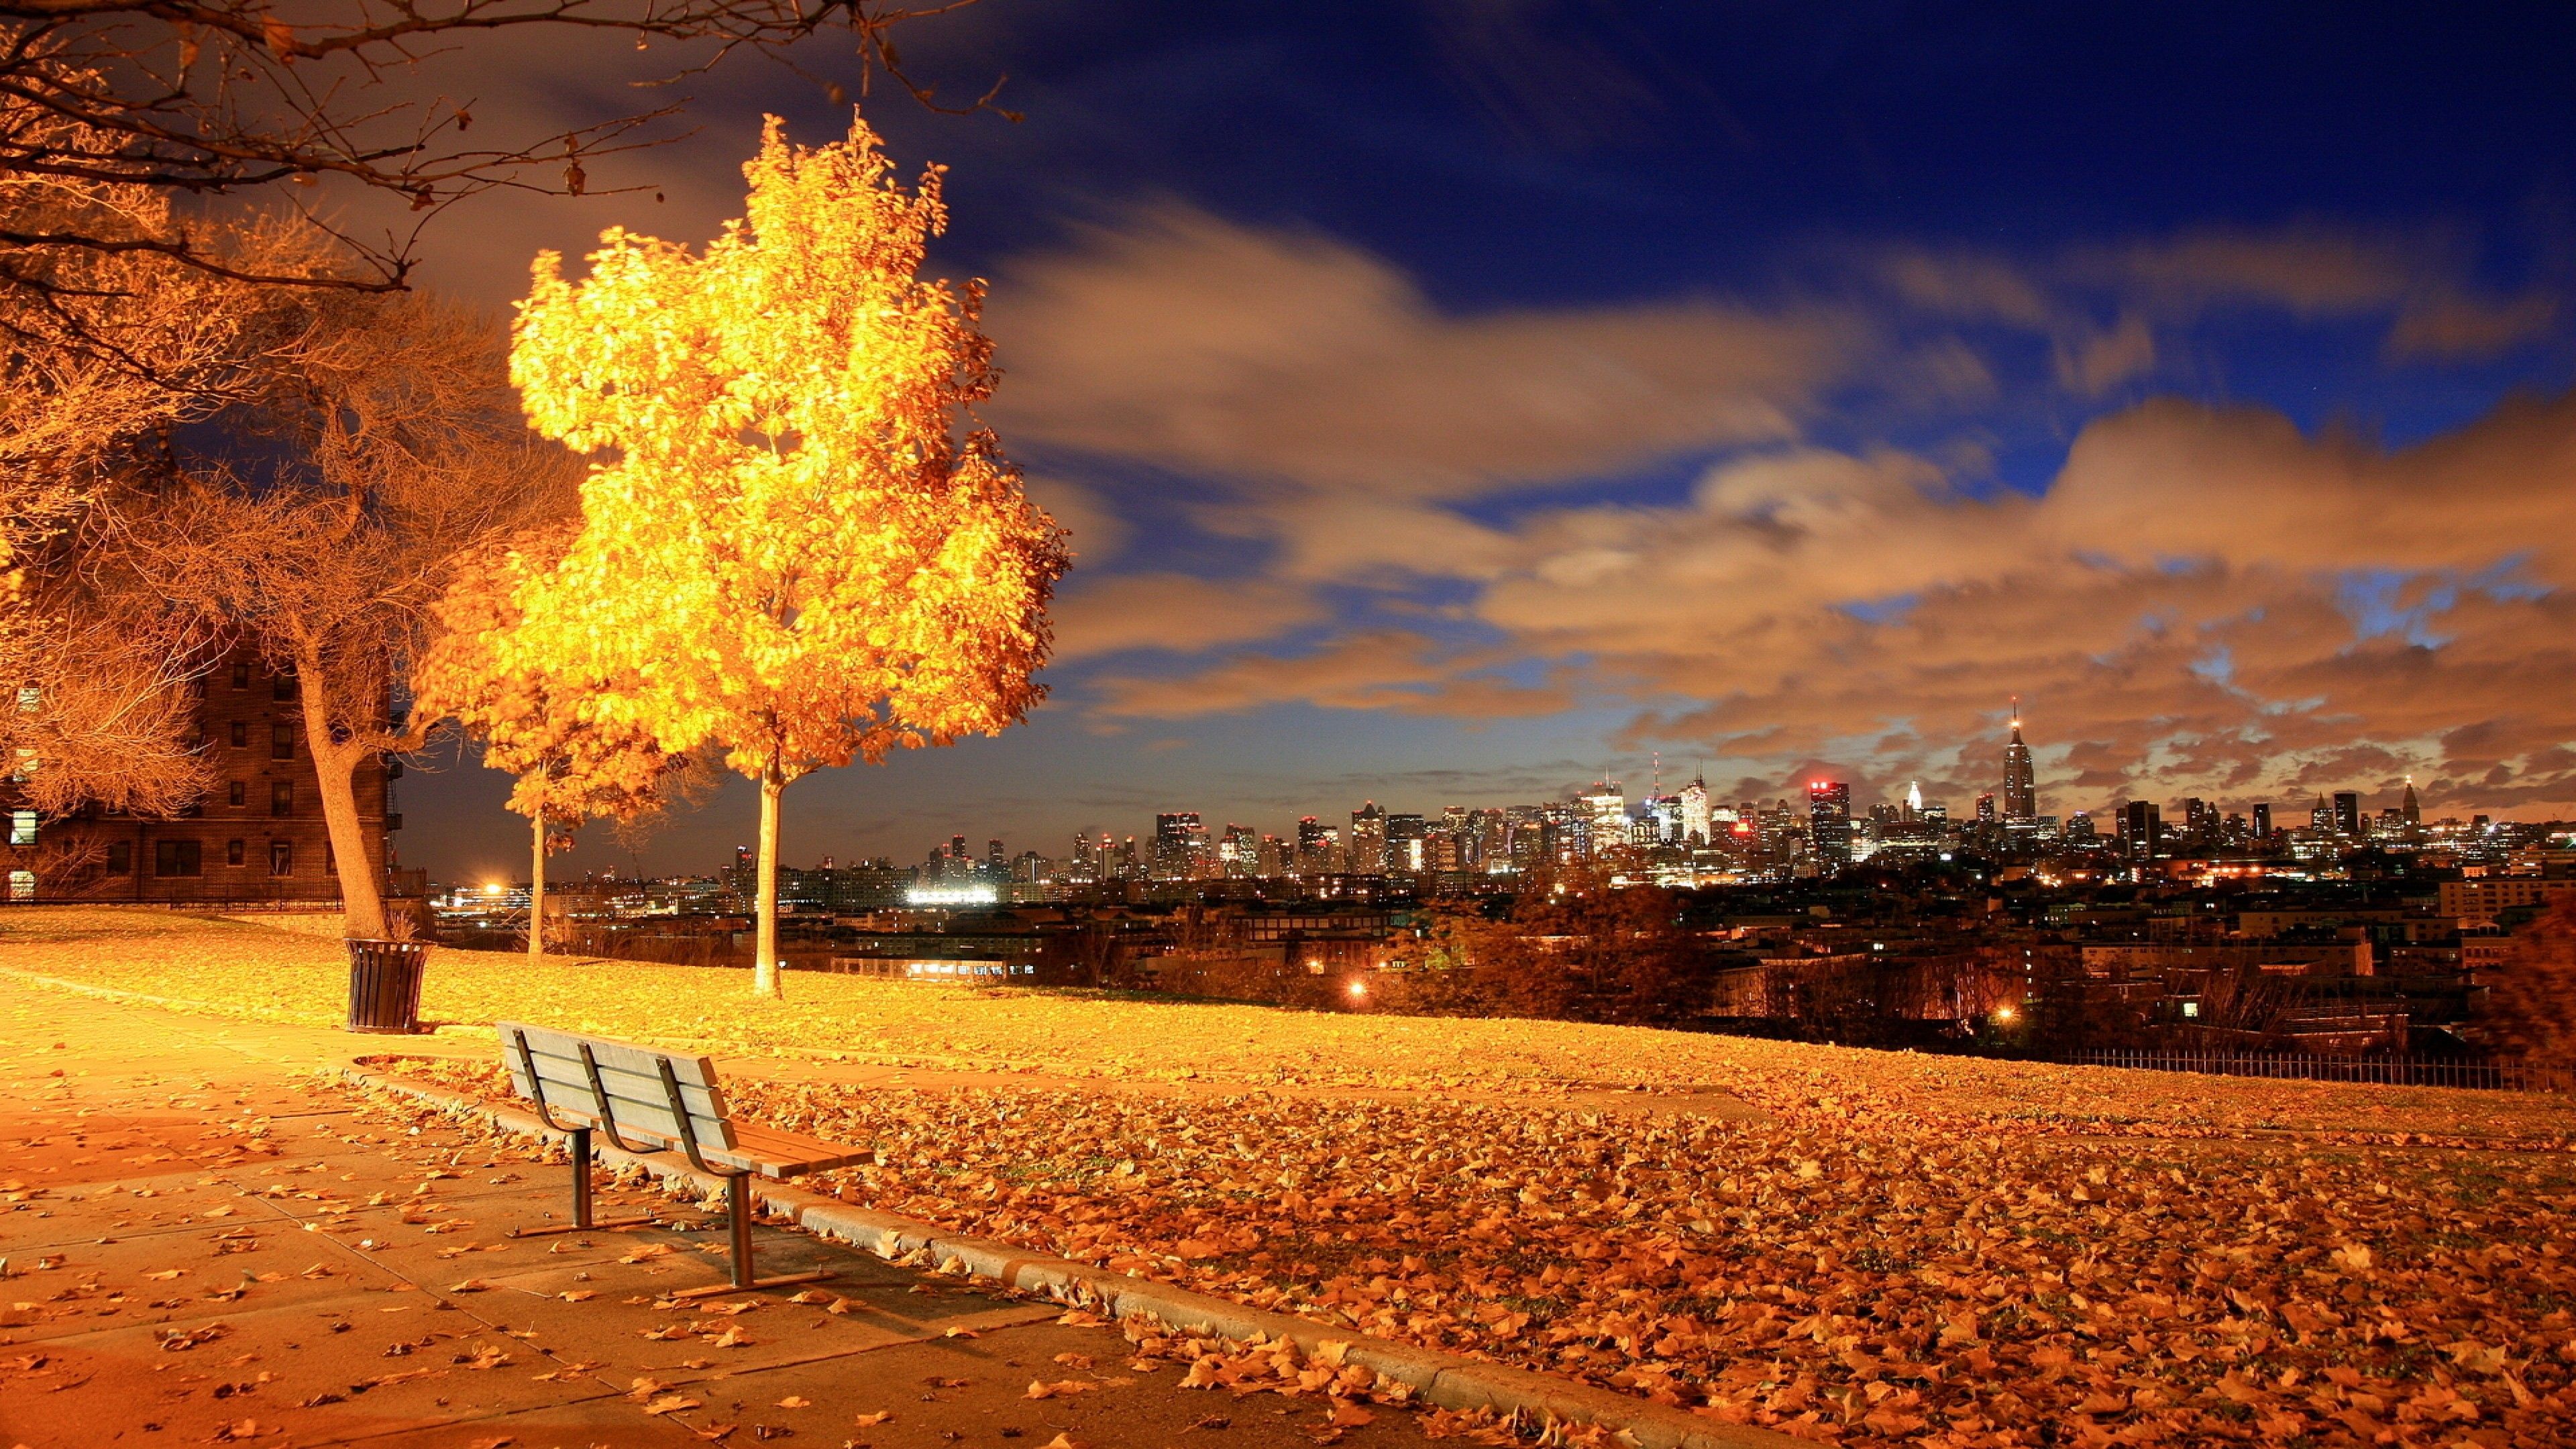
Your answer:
[10,907,2576,1446]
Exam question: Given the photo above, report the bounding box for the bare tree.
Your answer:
[0,0,1003,292]
[124,289,578,937]
[1,138,321,808]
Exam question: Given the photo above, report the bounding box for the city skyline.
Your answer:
[435,706,2518,891]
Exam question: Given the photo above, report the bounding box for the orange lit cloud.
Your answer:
[1051,573,1322,659]
[987,205,1855,498]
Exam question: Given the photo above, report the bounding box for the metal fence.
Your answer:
[2058,1048,2573,1093]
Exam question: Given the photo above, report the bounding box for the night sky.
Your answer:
[385,1,2576,884]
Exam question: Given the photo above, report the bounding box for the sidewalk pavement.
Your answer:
[0,975,1457,1449]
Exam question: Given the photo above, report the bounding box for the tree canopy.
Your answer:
[502,113,1067,994]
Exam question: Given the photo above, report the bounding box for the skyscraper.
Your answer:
[1152,812,1201,881]
[2400,777,2421,829]
[2251,802,2273,839]
[1807,780,1852,867]
[2001,699,2037,822]
[1295,815,1332,875]
[2121,800,2162,862]
[1580,781,1626,857]
[2332,791,2362,837]
[1679,775,1711,844]
[1348,800,1388,875]
[1385,812,1426,873]
[1218,823,1258,877]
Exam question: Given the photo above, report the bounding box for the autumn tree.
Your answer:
[127,292,578,938]
[504,113,1067,998]
[415,524,698,961]
[2479,898,2576,1065]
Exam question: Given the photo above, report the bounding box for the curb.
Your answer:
[339,1065,1799,1449]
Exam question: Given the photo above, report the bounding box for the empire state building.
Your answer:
[2002,700,2038,822]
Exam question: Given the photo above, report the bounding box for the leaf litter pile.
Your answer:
[379,1050,2576,1449]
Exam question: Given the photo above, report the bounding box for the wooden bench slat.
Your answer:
[498,1022,735,1152]
[492,1022,867,1173]
[720,1123,875,1177]
[507,1049,726,1124]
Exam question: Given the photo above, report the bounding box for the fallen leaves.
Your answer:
[21,910,2576,1449]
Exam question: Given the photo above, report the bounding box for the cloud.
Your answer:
[1050,573,1322,658]
[2053,314,2156,396]
[987,205,1854,498]
[2384,290,2563,362]
[1024,476,1130,565]
[1089,631,1571,720]
[2077,225,2424,315]
[1451,390,2576,814]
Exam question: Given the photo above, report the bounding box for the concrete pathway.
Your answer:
[0,977,1453,1449]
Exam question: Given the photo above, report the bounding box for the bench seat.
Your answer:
[493,1020,872,1295]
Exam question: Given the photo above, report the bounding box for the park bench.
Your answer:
[496,1021,873,1299]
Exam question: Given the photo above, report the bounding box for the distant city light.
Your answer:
[906,884,999,906]
[1346,977,1368,1000]
[482,881,504,896]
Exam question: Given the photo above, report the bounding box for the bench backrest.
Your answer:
[494,1021,738,1155]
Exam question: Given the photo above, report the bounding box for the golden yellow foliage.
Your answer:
[502,114,1067,995]
[415,526,685,829]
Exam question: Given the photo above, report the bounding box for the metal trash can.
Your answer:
[345,939,431,1034]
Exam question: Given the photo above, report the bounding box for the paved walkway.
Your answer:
[0,977,1452,1449]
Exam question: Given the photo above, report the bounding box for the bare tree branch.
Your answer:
[1,0,1000,290]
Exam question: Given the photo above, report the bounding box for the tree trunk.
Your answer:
[529,806,545,964]
[297,655,386,940]
[751,758,786,1000]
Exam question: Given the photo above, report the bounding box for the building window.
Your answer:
[231,720,249,748]
[229,780,246,808]
[6,869,30,902]
[269,840,292,877]
[154,839,203,877]
[105,841,131,875]
[273,672,298,702]
[271,781,293,817]
[272,723,296,759]
[232,661,251,690]
[226,838,246,867]
[6,809,33,847]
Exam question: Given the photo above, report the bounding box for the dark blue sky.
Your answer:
[396,1,2576,883]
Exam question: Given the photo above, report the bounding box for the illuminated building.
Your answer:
[1679,775,1711,845]
[1385,812,1426,873]
[1807,780,1852,867]
[1579,782,1626,857]
[2001,699,2037,822]
[2121,800,2162,862]
[1348,800,1387,875]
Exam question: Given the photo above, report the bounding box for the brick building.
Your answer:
[3,649,400,904]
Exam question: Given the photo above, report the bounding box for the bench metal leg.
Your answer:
[508,1127,655,1238]
[669,1172,833,1300]
[728,1172,755,1289]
